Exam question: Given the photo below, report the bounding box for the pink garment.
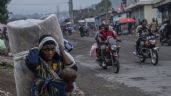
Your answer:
[90,43,97,58]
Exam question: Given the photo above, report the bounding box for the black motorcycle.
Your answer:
[138,32,159,65]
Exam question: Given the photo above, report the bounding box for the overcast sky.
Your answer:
[8,0,101,15]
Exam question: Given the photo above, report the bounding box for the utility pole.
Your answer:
[105,0,108,24]
[69,0,74,24]
[56,5,60,18]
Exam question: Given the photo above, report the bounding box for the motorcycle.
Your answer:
[138,32,159,65]
[97,36,121,73]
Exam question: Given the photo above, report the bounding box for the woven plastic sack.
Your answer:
[7,14,75,96]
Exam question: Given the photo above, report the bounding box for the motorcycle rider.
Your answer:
[95,24,105,60]
[150,18,158,33]
[134,19,149,55]
[96,24,120,65]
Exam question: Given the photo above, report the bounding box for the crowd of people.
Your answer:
[0,24,10,55]
[61,23,96,38]
[1,16,170,96]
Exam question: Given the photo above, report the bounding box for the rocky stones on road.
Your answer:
[0,90,12,96]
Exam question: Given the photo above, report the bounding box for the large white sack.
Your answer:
[7,14,64,54]
[7,14,74,96]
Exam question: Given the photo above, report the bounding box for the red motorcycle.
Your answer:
[97,36,121,73]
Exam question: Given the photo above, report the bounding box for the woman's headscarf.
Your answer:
[38,35,60,54]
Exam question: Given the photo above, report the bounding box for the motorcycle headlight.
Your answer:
[111,45,117,50]
[149,40,156,45]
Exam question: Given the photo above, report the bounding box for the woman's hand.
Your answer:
[58,43,65,54]
[25,48,40,72]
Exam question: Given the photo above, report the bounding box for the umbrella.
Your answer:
[118,18,136,24]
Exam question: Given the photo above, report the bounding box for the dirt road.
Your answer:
[0,33,171,96]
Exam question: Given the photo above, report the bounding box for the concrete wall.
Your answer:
[127,0,138,6]
[144,5,157,24]
[131,6,144,20]
[126,0,153,7]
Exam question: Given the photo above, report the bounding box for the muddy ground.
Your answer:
[0,32,171,96]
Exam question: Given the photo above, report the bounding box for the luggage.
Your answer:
[7,14,75,96]
[64,39,73,52]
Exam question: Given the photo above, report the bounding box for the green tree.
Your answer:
[0,0,11,23]
[73,0,112,21]
[95,0,112,15]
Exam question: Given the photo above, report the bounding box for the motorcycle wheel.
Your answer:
[151,50,158,65]
[160,41,164,46]
[111,57,120,73]
[140,56,146,63]
[160,37,164,46]
[102,62,107,69]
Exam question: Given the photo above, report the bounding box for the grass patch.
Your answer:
[0,61,13,69]
[0,49,8,56]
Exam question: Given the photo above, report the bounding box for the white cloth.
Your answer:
[38,36,59,51]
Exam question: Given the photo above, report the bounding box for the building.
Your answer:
[95,13,107,29]
[125,0,159,24]
[95,10,118,29]
[94,0,122,28]
[153,0,171,24]
[78,18,95,27]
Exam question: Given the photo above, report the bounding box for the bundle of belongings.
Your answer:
[7,14,83,96]
[64,39,73,52]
